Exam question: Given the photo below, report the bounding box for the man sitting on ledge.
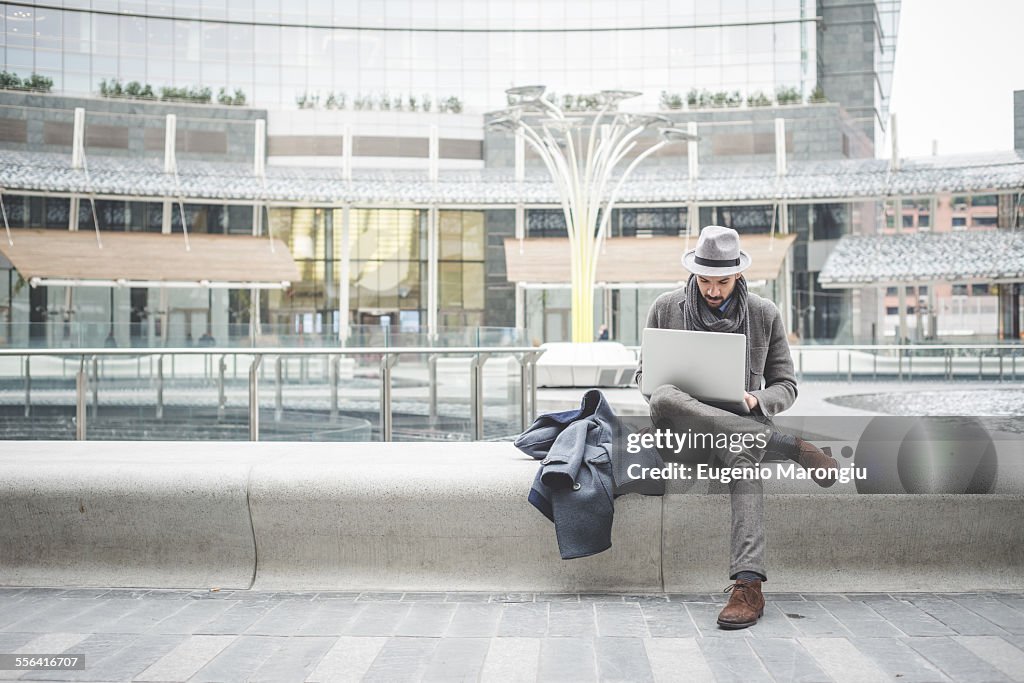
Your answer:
[635,225,839,630]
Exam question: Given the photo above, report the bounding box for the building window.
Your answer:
[172,203,250,234]
[2,195,70,229]
[972,216,998,227]
[885,286,897,296]
[439,210,485,261]
[972,283,991,296]
[350,209,426,316]
[811,204,849,240]
[952,284,968,296]
[262,207,427,334]
[94,200,163,232]
[438,210,487,327]
[701,205,776,234]
[526,209,567,238]
[618,207,687,237]
[952,217,967,227]
[885,306,898,315]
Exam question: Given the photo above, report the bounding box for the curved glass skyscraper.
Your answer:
[5,1,823,113]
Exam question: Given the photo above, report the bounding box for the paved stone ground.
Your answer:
[1,589,1023,682]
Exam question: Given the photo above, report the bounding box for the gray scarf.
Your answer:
[679,274,751,380]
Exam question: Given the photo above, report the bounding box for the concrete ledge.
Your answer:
[0,442,263,589]
[247,443,662,592]
[1,442,1022,592]
[662,493,1024,592]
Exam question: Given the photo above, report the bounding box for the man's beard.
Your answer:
[704,295,723,307]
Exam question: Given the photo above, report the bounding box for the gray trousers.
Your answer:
[648,384,771,580]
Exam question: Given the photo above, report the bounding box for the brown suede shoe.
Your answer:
[792,438,839,488]
[716,579,765,629]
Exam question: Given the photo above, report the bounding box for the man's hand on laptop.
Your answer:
[743,392,759,411]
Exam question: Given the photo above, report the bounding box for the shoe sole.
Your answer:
[717,608,764,630]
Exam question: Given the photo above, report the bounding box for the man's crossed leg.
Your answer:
[648,383,838,629]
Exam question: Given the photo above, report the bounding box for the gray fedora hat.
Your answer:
[681,225,752,277]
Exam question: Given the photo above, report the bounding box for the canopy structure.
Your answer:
[1,150,1023,204]
[0,228,299,289]
[504,234,796,284]
[818,230,1024,287]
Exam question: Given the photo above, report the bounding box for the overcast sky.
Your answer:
[887,0,1024,158]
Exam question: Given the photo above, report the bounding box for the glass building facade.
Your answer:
[20,0,1015,350]
[0,199,493,346]
[260,207,488,336]
[2,0,818,112]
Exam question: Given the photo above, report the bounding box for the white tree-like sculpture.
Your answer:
[487,86,697,343]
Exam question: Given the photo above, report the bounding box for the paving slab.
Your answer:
[19,633,135,682]
[746,603,803,638]
[949,594,1024,634]
[0,590,1019,681]
[638,602,700,639]
[195,601,270,636]
[537,636,597,682]
[245,635,335,683]
[293,601,365,637]
[849,637,954,682]
[479,637,540,682]
[444,603,503,638]
[910,595,1013,636]
[595,602,649,638]
[746,637,834,682]
[360,636,438,682]
[953,636,1024,682]
[594,636,655,682]
[2,601,106,635]
[642,638,715,682]
[798,636,891,683]
[133,634,236,682]
[495,602,548,637]
[305,636,386,683]
[420,637,490,682]
[905,636,1013,683]
[770,600,855,637]
[817,599,905,638]
[866,597,958,636]
[545,602,597,638]
[697,637,773,683]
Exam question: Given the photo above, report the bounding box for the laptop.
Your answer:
[640,328,750,415]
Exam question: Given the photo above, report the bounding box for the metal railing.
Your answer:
[0,346,546,442]
[789,344,1023,383]
[0,322,530,351]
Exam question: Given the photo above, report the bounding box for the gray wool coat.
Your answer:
[634,286,798,418]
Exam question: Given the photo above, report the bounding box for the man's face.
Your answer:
[696,274,738,308]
